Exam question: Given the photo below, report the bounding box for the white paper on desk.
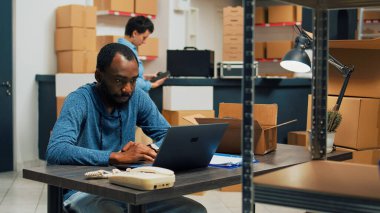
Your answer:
[210,154,242,165]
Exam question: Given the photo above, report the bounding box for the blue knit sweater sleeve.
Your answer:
[46,92,111,166]
[135,89,170,146]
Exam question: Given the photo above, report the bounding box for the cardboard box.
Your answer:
[223,25,243,36]
[288,131,309,146]
[266,41,292,59]
[163,86,213,110]
[162,110,215,126]
[329,39,380,99]
[223,44,242,53]
[361,10,380,20]
[218,103,278,155]
[307,95,380,150]
[255,7,265,24]
[55,28,96,51]
[138,37,159,56]
[135,0,158,15]
[296,6,302,22]
[223,16,243,26]
[223,35,243,45]
[268,5,297,23]
[222,52,243,61]
[94,0,134,12]
[56,5,96,28]
[223,6,243,18]
[255,42,265,59]
[57,51,97,73]
[336,147,380,165]
[56,96,66,118]
[96,35,124,52]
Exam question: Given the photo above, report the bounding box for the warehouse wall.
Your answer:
[13,0,87,170]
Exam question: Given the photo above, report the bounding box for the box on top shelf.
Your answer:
[360,9,380,20]
[57,51,97,73]
[255,7,266,24]
[135,0,158,16]
[55,28,96,51]
[268,5,301,23]
[96,35,125,52]
[329,39,380,99]
[94,0,134,13]
[56,5,96,28]
[138,37,159,56]
[307,95,380,150]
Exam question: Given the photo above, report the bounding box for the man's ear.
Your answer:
[132,30,138,38]
[95,69,102,83]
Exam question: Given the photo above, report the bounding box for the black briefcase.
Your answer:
[167,47,214,77]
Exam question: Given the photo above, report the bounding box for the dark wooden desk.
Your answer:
[254,161,380,213]
[22,144,351,213]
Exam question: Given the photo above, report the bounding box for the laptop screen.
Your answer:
[115,123,228,171]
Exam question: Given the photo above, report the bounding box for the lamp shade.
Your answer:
[280,48,311,73]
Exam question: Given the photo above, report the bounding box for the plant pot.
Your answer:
[326,132,335,153]
[307,131,335,154]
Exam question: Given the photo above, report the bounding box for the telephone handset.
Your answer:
[130,166,174,176]
[108,166,175,190]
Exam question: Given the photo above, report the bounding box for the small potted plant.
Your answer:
[326,109,342,153]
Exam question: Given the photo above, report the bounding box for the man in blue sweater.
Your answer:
[46,43,206,213]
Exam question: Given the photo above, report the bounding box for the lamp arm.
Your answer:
[328,55,354,112]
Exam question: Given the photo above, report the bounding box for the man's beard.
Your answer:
[99,82,132,108]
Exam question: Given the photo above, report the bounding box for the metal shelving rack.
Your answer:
[242,0,380,212]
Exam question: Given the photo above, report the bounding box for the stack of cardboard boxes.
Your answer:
[327,39,380,165]
[289,39,380,165]
[265,5,302,60]
[55,5,97,73]
[94,0,158,16]
[95,0,159,58]
[222,5,302,77]
[222,6,265,61]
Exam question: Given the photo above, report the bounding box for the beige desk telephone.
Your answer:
[86,166,174,190]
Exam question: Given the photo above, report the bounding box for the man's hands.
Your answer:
[109,142,157,165]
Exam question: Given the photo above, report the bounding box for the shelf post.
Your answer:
[242,0,255,212]
[311,8,329,160]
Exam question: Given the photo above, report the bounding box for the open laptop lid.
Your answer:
[115,123,228,171]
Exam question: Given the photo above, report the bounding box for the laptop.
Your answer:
[115,123,228,171]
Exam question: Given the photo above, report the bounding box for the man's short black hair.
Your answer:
[96,43,138,72]
[124,16,154,36]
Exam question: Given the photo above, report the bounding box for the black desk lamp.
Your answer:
[280,25,354,113]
